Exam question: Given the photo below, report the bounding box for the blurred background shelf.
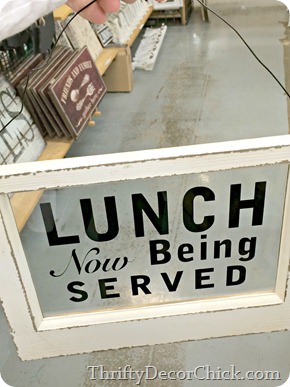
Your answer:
[11,4,153,232]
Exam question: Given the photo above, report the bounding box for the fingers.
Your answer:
[66,0,106,24]
[66,0,137,24]
[97,0,120,13]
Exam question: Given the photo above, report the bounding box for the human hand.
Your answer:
[66,0,137,24]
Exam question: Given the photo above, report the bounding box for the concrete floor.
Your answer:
[67,0,289,158]
[1,1,290,386]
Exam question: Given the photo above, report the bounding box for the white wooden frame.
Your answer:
[1,135,290,360]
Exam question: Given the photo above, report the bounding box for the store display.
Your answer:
[16,47,74,138]
[103,45,133,92]
[60,15,103,61]
[15,47,106,140]
[132,24,167,71]
[92,24,114,47]
[105,0,150,44]
[33,13,56,54]
[54,20,74,50]
[0,75,46,165]
[48,47,107,139]
[148,0,192,26]
[27,47,75,138]
[0,0,152,151]
[148,0,183,10]
[9,54,43,87]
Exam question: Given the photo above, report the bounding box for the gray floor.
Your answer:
[1,1,290,386]
[67,0,289,158]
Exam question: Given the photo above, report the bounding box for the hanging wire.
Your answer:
[3,0,290,131]
[195,0,290,99]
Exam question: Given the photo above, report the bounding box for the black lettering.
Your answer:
[195,268,214,289]
[226,265,246,286]
[178,244,194,262]
[161,271,183,292]
[50,248,100,277]
[150,239,171,265]
[80,197,119,242]
[84,257,101,273]
[214,239,232,259]
[183,187,215,232]
[40,202,80,246]
[67,281,88,302]
[200,234,207,260]
[131,275,151,295]
[98,278,120,299]
[238,237,257,261]
[229,182,266,228]
[103,257,129,272]
[132,191,168,237]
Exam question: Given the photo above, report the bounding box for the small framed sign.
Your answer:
[1,135,290,360]
[93,25,114,47]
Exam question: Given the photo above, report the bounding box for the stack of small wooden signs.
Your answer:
[14,47,106,140]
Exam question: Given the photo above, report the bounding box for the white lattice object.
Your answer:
[0,76,46,165]
[105,0,150,44]
[147,0,183,10]
[132,24,167,71]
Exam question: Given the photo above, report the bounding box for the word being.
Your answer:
[149,236,257,264]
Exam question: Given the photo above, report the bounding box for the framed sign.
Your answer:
[1,135,290,360]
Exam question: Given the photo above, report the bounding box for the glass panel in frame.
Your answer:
[1,136,290,360]
[14,164,288,317]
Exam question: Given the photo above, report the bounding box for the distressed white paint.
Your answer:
[0,135,290,360]
[1,135,290,193]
